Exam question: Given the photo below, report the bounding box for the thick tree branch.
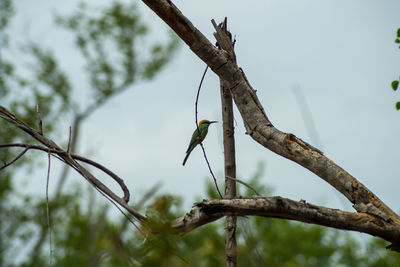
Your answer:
[173,197,400,251]
[216,18,237,267]
[140,0,400,225]
[3,106,400,251]
[172,205,223,234]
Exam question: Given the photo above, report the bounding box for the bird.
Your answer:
[182,120,217,166]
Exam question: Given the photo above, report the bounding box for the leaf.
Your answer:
[397,28,400,38]
[396,102,400,110]
[392,80,399,91]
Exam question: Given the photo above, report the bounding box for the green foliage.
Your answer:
[0,0,13,46]
[0,0,14,96]
[27,43,72,105]
[393,80,399,91]
[396,28,400,47]
[3,173,400,266]
[55,1,179,106]
[1,1,400,266]
[392,28,400,110]
[0,0,178,266]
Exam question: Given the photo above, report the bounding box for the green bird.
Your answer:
[182,120,217,166]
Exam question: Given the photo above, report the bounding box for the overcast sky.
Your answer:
[7,0,400,215]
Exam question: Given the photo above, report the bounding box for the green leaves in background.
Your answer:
[392,28,400,110]
[55,1,179,106]
[1,1,400,266]
[392,80,399,91]
[0,1,178,266]
[395,28,400,47]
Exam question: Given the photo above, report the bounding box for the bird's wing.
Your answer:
[186,127,202,153]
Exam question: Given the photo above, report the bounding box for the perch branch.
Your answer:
[194,66,223,198]
[173,197,400,251]
[140,0,400,226]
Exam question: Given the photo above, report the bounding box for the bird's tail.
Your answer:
[182,152,191,166]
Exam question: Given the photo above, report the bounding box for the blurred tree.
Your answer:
[1,1,400,266]
[15,163,397,266]
[0,0,177,266]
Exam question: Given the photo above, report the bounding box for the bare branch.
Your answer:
[140,0,400,225]
[216,17,237,266]
[173,197,400,251]
[73,154,130,203]
[55,114,82,197]
[36,104,43,135]
[172,205,223,234]
[67,125,72,153]
[194,66,208,129]
[198,143,222,198]
[0,142,130,203]
[45,152,53,265]
[194,66,223,198]
[225,176,261,197]
[0,146,30,170]
[0,106,145,222]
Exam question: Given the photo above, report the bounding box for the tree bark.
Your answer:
[176,197,400,250]
[141,0,400,250]
[2,0,400,256]
[0,106,145,222]
[215,18,238,267]
[140,0,400,224]
[221,75,237,267]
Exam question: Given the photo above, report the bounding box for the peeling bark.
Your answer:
[141,0,400,226]
[173,197,400,250]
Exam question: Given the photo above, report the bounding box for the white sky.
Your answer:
[6,0,400,215]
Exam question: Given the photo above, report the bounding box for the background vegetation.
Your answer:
[1,1,400,266]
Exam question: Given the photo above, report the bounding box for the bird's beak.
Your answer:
[210,121,218,124]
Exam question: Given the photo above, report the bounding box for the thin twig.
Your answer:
[0,143,131,204]
[73,154,130,203]
[67,125,72,153]
[225,176,261,197]
[0,144,143,228]
[0,146,30,170]
[46,152,53,265]
[199,143,222,198]
[194,66,223,198]
[93,184,142,233]
[36,104,43,135]
[195,66,209,130]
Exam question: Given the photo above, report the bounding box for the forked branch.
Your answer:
[141,0,400,249]
[140,0,400,223]
[0,106,145,222]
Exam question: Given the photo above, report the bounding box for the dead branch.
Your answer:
[0,106,145,222]
[2,0,400,254]
[172,205,223,234]
[225,176,261,197]
[216,17,238,266]
[2,104,400,250]
[45,152,53,265]
[173,197,400,251]
[0,146,30,170]
[140,0,400,225]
